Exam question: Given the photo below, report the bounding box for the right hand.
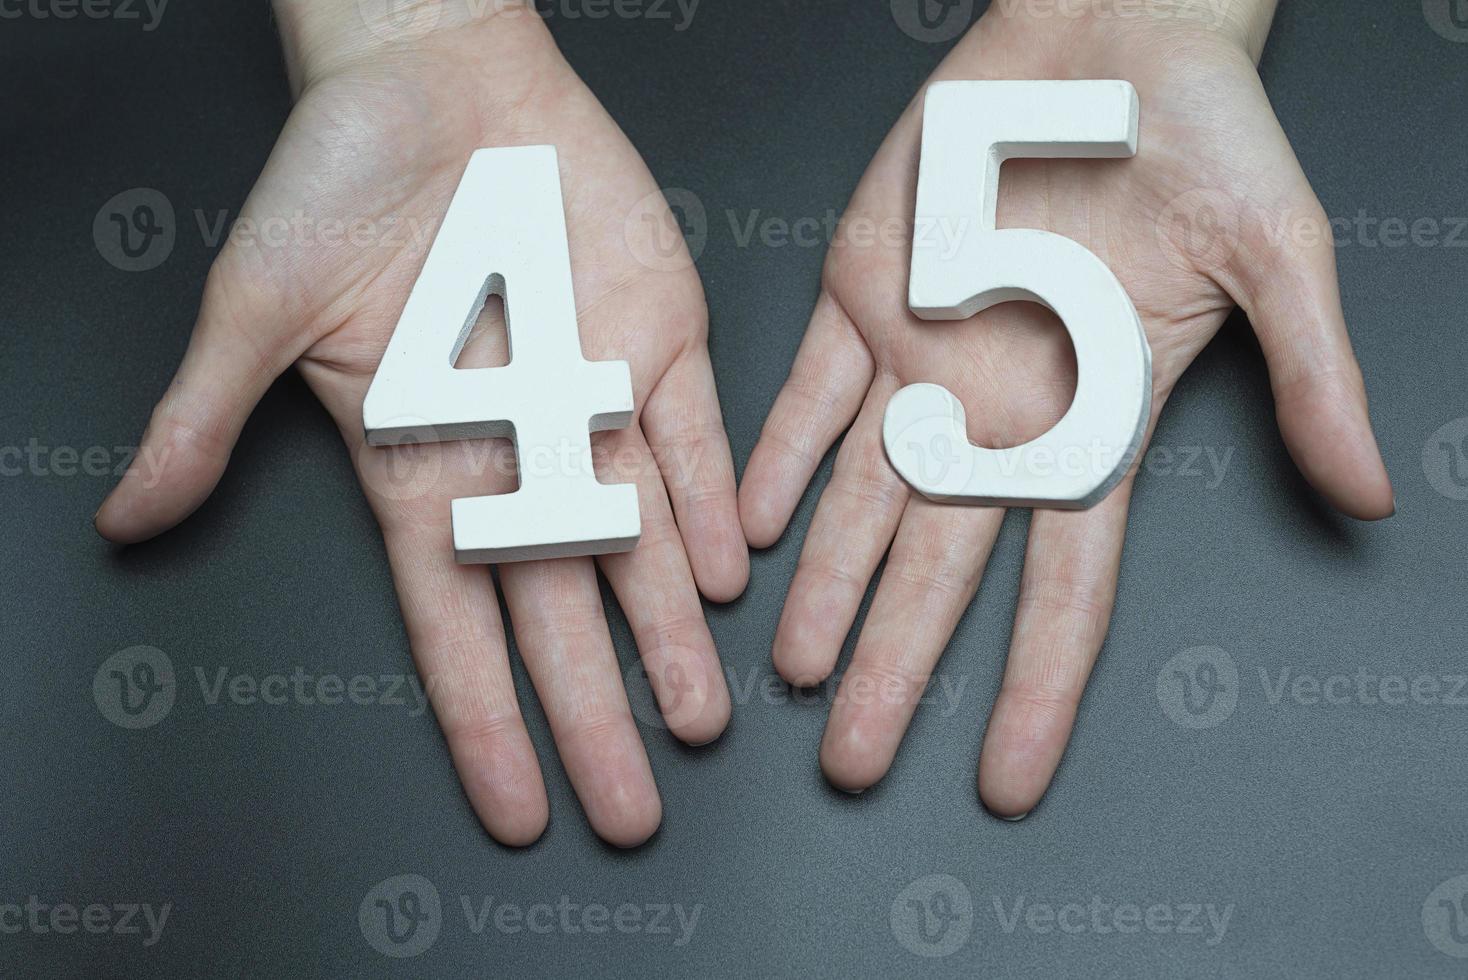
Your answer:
[738,3,1393,817]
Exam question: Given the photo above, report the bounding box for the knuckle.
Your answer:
[830,469,904,511]
[150,395,233,462]
[885,557,966,602]
[1000,679,1081,724]
[562,709,634,745]
[1272,362,1365,409]
[799,551,866,592]
[639,609,708,647]
[757,426,818,468]
[845,659,922,702]
[529,613,606,646]
[1016,580,1110,626]
[442,710,523,748]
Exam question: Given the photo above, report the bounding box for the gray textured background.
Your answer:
[3,1,1467,976]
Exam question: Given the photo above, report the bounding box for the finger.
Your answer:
[95,249,310,544]
[377,507,550,847]
[499,558,662,848]
[977,478,1135,819]
[596,428,731,746]
[819,497,1005,792]
[640,346,748,602]
[739,291,874,548]
[340,398,546,848]
[772,377,907,685]
[1228,185,1394,521]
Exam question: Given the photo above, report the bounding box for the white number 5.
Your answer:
[883,80,1152,509]
[363,146,640,563]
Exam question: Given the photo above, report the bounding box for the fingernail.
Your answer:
[835,785,865,796]
[997,811,1028,822]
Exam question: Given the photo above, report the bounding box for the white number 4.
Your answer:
[363,145,641,563]
[883,80,1153,510]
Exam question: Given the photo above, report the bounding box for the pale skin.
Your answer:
[96,2,746,847]
[96,0,1395,841]
[738,0,1394,816]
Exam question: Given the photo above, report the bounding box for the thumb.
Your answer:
[1226,185,1395,522]
[95,252,305,544]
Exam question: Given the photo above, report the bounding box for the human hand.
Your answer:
[738,0,1393,817]
[94,0,747,847]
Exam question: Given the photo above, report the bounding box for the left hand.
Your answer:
[738,0,1393,817]
[96,3,747,847]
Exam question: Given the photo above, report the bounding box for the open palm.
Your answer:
[739,11,1393,817]
[96,13,747,847]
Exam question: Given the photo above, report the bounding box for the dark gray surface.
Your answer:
[3,1,1467,976]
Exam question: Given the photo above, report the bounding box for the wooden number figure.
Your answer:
[883,80,1152,509]
[363,146,640,563]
